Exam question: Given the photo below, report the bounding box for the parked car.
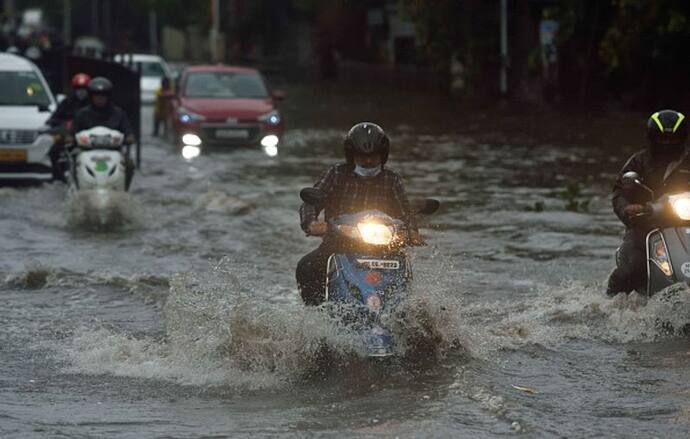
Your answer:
[168,65,284,156]
[0,52,57,181]
[115,53,174,104]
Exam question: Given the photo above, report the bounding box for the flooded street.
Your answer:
[2,84,690,438]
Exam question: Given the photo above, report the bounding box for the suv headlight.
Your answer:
[258,110,281,125]
[177,106,206,123]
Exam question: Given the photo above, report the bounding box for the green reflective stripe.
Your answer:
[651,112,664,132]
[673,113,686,133]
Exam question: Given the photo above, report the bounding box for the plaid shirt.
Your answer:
[300,163,417,232]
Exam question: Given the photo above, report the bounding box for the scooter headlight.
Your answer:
[670,193,690,220]
[357,222,394,246]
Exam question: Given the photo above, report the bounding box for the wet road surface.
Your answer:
[2,85,690,438]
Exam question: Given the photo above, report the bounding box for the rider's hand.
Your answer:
[409,230,426,246]
[624,204,646,219]
[308,222,328,236]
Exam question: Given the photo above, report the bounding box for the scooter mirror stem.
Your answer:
[622,171,654,199]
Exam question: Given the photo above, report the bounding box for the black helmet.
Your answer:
[647,110,687,156]
[87,77,113,96]
[344,122,390,165]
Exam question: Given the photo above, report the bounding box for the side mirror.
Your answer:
[56,94,66,104]
[300,187,325,206]
[417,198,440,215]
[621,171,640,189]
[272,90,286,101]
[622,171,654,198]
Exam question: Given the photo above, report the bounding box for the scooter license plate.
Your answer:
[0,149,27,162]
[357,259,400,270]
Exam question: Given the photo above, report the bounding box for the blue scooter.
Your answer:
[300,188,439,357]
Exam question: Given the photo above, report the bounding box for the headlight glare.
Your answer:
[258,110,281,125]
[181,145,201,160]
[261,134,279,148]
[670,194,690,220]
[357,222,393,245]
[182,133,202,146]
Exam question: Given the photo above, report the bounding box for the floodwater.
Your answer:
[2,84,690,438]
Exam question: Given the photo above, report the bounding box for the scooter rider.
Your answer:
[47,73,91,181]
[607,109,688,296]
[47,73,91,128]
[71,77,136,188]
[296,122,423,305]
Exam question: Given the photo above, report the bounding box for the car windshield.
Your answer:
[139,61,166,78]
[184,72,268,98]
[0,71,51,106]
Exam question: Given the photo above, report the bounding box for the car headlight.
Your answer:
[182,133,202,146]
[177,106,206,123]
[670,194,690,220]
[258,110,281,125]
[357,222,394,246]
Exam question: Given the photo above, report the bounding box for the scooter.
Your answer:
[621,171,690,295]
[69,126,128,194]
[300,188,439,357]
[63,126,132,227]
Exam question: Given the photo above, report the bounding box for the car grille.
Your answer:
[0,130,38,145]
[200,124,262,145]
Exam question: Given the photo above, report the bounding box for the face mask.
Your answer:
[354,165,381,177]
[75,89,88,101]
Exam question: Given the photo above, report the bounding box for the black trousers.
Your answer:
[296,243,334,306]
[48,142,67,181]
[607,229,647,295]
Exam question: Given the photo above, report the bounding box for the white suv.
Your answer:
[0,52,57,181]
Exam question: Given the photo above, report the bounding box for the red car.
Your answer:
[168,65,284,157]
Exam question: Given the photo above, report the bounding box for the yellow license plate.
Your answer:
[0,149,27,162]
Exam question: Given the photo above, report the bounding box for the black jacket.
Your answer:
[71,104,134,139]
[47,95,89,128]
[612,148,690,229]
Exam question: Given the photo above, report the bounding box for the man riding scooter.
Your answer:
[71,77,136,189]
[607,109,688,296]
[296,122,423,305]
[46,73,91,181]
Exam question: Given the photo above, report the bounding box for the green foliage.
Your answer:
[559,183,591,213]
[599,1,690,74]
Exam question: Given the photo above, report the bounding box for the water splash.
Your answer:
[65,190,144,231]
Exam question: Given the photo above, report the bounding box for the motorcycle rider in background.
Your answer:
[607,109,688,296]
[72,77,136,189]
[46,73,91,181]
[296,122,423,305]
